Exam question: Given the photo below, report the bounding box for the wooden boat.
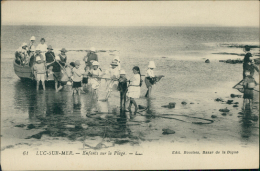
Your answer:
[13,59,54,81]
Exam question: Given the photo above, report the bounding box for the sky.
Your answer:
[2,1,259,27]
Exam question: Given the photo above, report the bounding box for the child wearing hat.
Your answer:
[33,56,46,91]
[72,60,84,95]
[58,48,68,66]
[145,61,156,98]
[28,36,36,52]
[36,38,48,59]
[83,47,98,71]
[88,61,103,99]
[104,60,120,100]
[243,70,258,110]
[16,43,29,65]
[127,66,142,114]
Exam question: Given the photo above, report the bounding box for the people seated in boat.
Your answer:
[56,62,74,92]
[15,43,28,65]
[33,56,46,91]
[36,38,48,59]
[28,46,36,67]
[34,48,45,64]
[28,36,36,53]
[83,47,98,71]
[45,45,55,68]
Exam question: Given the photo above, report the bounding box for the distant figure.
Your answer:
[243,70,257,110]
[243,59,259,79]
[83,47,98,71]
[36,38,48,59]
[88,61,102,99]
[145,61,156,98]
[127,66,142,114]
[33,56,46,91]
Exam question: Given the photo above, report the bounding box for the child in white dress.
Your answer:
[127,66,141,114]
[89,61,103,99]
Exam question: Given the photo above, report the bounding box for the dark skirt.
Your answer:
[82,77,88,84]
[72,81,82,88]
[243,88,253,99]
[145,77,155,88]
[60,81,67,86]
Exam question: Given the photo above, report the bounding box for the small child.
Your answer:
[243,70,257,110]
[118,70,128,112]
[56,62,74,92]
[33,56,46,91]
[127,66,142,114]
[88,61,102,99]
[105,60,120,100]
[72,60,84,95]
[145,61,156,98]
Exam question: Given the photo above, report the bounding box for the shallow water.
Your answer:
[1,26,259,154]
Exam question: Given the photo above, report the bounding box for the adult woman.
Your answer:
[242,45,259,78]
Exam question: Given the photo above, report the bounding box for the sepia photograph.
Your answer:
[1,1,259,170]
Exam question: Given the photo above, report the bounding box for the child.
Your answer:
[88,61,102,99]
[33,56,46,91]
[118,70,128,112]
[145,61,156,98]
[243,70,257,110]
[113,56,121,70]
[72,60,84,95]
[56,62,74,92]
[47,66,54,80]
[36,38,48,59]
[105,60,120,100]
[127,66,142,114]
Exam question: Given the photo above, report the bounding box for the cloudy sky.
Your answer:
[2,1,259,27]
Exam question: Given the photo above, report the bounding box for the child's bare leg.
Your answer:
[36,81,39,91]
[77,88,81,96]
[55,80,58,91]
[56,85,63,92]
[42,81,45,90]
[128,98,133,112]
[132,98,138,114]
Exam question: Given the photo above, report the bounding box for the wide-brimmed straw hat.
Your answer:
[21,42,27,47]
[47,45,53,50]
[75,60,80,66]
[92,61,99,66]
[90,47,96,52]
[30,36,36,41]
[60,48,68,52]
[120,70,126,75]
[111,61,118,66]
[35,47,41,53]
[148,61,156,68]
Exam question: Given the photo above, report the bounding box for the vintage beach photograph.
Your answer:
[1,1,259,170]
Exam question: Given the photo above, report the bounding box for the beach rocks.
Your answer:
[221,113,227,116]
[230,94,242,98]
[219,59,243,64]
[215,98,224,102]
[205,59,210,63]
[190,102,194,104]
[162,128,175,135]
[219,108,230,112]
[234,102,239,104]
[233,104,239,107]
[15,124,26,128]
[181,101,187,105]
[161,102,176,109]
[226,100,233,104]
[27,124,36,130]
[211,115,217,118]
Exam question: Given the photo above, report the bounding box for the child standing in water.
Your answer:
[145,61,156,98]
[118,70,128,112]
[88,61,102,99]
[72,60,84,95]
[127,66,142,114]
[33,56,46,91]
[243,70,258,110]
[56,62,74,92]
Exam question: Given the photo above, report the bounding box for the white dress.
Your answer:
[89,68,102,90]
[127,74,141,98]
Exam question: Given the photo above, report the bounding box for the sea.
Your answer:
[1,26,259,153]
